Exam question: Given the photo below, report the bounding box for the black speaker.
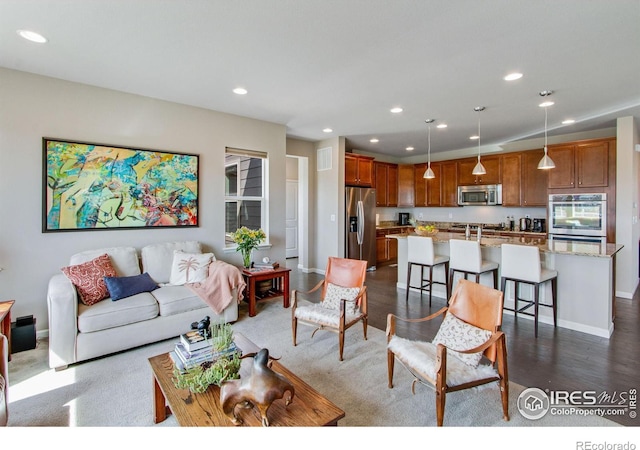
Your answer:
[11,315,36,353]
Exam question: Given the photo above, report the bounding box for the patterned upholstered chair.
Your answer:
[291,257,368,361]
[0,334,8,426]
[386,279,509,426]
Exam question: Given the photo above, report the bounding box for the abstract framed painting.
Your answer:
[43,138,199,232]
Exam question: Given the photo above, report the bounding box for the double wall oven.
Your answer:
[548,193,607,244]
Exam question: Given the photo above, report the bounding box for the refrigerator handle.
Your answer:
[357,200,364,245]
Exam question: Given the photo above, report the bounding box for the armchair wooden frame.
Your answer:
[291,257,368,361]
[386,279,509,426]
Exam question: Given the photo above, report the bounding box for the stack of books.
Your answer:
[252,260,280,269]
[169,330,239,372]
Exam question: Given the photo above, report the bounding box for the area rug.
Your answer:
[7,299,619,428]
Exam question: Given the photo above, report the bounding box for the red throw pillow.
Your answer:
[61,253,117,305]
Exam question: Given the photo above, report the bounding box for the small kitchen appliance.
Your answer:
[532,218,546,233]
[519,217,532,232]
[398,212,410,226]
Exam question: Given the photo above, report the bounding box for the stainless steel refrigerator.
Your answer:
[345,187,377,271]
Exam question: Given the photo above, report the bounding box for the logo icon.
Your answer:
[517,387,550,420]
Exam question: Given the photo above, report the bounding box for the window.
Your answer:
[225,148,268,247]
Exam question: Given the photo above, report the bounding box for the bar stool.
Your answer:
[448,239,499,298]
[500,243,558,337]
[406,236,449,306]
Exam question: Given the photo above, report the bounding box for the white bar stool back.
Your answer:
[406,236,449,306]
[500,243,558,337]
[448,239,499,298]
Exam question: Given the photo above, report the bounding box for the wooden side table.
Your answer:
[241,267,291,317]
[0,301,15,361]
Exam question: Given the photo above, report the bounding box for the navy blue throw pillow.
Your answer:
[104,272,158,301]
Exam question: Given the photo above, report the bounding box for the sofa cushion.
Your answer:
[61,254,117,306]
[77,292,159,333]
[141,241,205,284]
[169,251,214,285]
[70,246,141,277]
[151,285,207,317]
[104,272,158,301]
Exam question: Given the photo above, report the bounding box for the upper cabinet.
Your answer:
[345,154,374,187]
[374,162,398,206]
[521,149,548,206]
[500,153,521,206]
[547,138,611,190]
[414,163,442,207]
[457,155,501,185]
[397,164,415,207]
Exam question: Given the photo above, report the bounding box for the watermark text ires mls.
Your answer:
[517,387,637,420]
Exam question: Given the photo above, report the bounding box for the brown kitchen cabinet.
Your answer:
[547,138,610,189]
[345,154,374,187]
[500,153,521,206]
[457,155,501,185]
[521,149,548,206]
[414,163,442,206]
[376,228,402,264]
[441,161,458,206]
[374,162,398,206]
[397,164,415,207]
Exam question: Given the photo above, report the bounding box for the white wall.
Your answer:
[0,68,287,333]
[615,116,640,298]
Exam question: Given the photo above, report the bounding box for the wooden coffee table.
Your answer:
[148,333,345,426]
[241,267,291,317]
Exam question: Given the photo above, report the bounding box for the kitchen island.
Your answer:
[389,231,623,338]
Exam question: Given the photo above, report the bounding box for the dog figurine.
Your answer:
[220,348,294,426]
[190,315,210,338]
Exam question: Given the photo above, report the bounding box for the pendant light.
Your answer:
[471,106,486,175]
[538,90,556,170]
[423,119,436,179]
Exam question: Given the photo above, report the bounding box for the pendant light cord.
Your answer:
[477,109,481,161]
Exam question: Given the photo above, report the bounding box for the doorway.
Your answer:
[286,155,308,269]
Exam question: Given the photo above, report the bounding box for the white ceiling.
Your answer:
[2,0,639,158]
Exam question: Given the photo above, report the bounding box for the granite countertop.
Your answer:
[387,231,624,258]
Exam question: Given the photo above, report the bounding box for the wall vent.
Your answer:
[317,147,332,171]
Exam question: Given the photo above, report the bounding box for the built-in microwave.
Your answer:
[457,184,502,206]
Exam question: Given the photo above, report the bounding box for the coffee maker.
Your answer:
[398,212,410,225]
[532,218,546,233]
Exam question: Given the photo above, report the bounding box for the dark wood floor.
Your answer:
[284,258,639,426]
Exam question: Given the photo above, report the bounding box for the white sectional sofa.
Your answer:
[47,241,240,370]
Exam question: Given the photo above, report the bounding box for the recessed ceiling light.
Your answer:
[322,128,333,133]
[406,146,414,151]
[539,101,555,107]
[562,119,575,125]
[504,72,523,81]
[370,138,379,143]
[232,87,248,95]
[17,29,47,43]
[436,123,447,129]
[390,107,403,113]
[469,135,479,140]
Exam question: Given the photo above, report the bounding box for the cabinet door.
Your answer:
[501,153,521,206]
[357,157,374,187]
[387,164,398,206]
[388,237,398,261]
[547,145,575,188]
[376,236,388,263]
[457,156,500,185]
[577,141,609,188]
[374,162,388,206]
[427,162,443,206]
[522,149,548,206]
[441,161,458,206]
[397,165,415,207]
[345,155,358,186]
[456,158,478,185]
[414,164,427,206]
